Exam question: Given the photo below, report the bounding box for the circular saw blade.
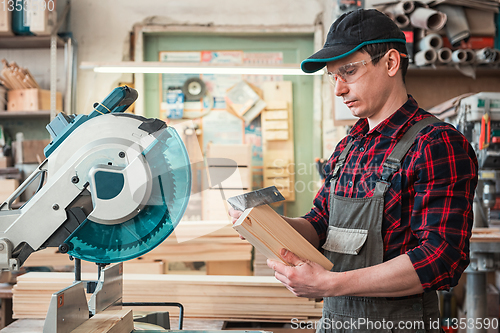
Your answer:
[64,126,191,263]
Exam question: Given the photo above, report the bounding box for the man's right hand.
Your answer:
[228,208,245,240]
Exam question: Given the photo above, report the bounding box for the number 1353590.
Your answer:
[2,0,55,12]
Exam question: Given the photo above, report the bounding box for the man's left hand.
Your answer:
[267,248,333,298]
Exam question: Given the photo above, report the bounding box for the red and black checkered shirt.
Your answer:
[303,96,478,292]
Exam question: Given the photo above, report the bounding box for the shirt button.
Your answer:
[348,181,353,187]
[359,147,365,152]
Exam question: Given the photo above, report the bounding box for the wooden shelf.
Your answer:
[0,111,50,118]
[0,36,65,49]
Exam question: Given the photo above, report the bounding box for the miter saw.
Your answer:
[0,86,267,333]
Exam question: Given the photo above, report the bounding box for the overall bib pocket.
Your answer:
[322,226,368,255]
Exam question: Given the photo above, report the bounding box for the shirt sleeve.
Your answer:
[406,127,478,292]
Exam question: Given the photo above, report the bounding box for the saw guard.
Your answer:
[64,126,191,263]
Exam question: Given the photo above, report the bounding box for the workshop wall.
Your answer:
[70,0,326,115]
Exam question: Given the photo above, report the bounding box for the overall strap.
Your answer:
[373,116,440,198]
[331,140,355,189]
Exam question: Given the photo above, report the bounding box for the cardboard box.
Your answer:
[14,139,50,164]
[0,178,19,203]
[29,5,57,36]
[0,10,13,36]
[7,89,62,112]
[0,156,12,168]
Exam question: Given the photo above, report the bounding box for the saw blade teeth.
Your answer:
[68,158,179,263]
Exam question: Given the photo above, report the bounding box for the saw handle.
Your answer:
[122,302,184,330]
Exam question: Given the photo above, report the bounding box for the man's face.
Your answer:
[326,51,391,120]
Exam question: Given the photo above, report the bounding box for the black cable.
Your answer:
[122,302,184,330]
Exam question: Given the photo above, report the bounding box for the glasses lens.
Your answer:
[338,62,367,84]
[325,60,368,87]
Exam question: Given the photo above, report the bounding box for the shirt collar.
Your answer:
[348,95,420,139]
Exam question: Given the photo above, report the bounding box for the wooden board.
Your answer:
[12,273,323,321]
[70,309,133,333]
[233,205,333,271]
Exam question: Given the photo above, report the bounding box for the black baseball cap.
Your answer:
[301,9,406,73]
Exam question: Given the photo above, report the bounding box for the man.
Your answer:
[230,9,478,332]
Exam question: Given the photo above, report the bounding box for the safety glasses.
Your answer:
[324,51,406,86]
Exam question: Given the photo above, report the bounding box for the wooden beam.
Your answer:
[70,309,133,333]
[233,205,333,270]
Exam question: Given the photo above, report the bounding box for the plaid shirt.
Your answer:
[303,96,478,292]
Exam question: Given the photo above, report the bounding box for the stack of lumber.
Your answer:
[253,251,275,276]
[13,272,323,321]
[0,59,39,90]
[471,227,500,242]
[23,221,252,275]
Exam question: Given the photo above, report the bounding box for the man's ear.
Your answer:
[386,49,401,77]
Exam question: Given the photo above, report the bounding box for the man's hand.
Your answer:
[228,208,245,240]
[267,248,333,298]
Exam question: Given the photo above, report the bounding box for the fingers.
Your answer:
[280,248,305,266]
[228,208,242,224]
[228,208,245,240]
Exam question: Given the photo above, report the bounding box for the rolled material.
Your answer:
[383,11,395,22]
[383,1,415,16]
[394,14,410,29]
[401,1,415,14]
[464,49,476,64]
[418,33,443,51]
[437,5,470,47]
[494,50,500,65]
[475,48,496,64]
[414,48,437,66]
[452,49,467,64]
[437,48,453,64]
[410,7,447,31]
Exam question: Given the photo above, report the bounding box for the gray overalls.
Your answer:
[318,117,441,333]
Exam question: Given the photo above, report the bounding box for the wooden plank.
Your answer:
[263,131,289,140]
[262,110,288,120]
[265,100,288,110]
[233,205,333,270]
[264,120,288,130]
[206,261,251,276]
[70,309,133,333]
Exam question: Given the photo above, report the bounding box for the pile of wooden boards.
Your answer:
[23,221,252,276]
[12,272,323,321]
[0,59,39,90]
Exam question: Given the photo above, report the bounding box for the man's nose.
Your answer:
[334,78,348,96]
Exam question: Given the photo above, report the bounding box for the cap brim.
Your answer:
[301,44,359,73]
[301,38,407,73]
